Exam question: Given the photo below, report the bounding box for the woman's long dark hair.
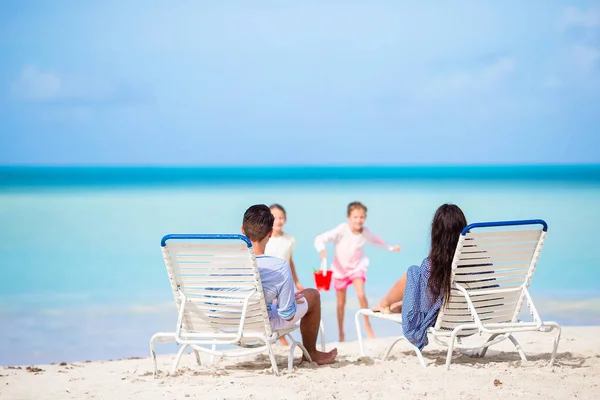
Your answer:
[428,204,467,305]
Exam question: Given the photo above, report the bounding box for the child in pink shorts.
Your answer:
[314,201,401,342]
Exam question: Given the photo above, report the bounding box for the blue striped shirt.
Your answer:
[256,255,297,320]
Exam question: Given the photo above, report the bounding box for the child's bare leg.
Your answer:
[279,336,289,346]
[353,278,375,338]
[336,288,347,342]
[372,273,407,313]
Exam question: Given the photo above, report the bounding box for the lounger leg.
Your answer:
[193,349,202,366]
[382,337,426,367]
[508,334,527,361]
[265,340,280,376]
[210,344,216,365]
[542,322,561,366]
[287,334,313,364]
[319,320,326,352]
[382,338,403,361]
[287,337,297,372]
[150,332,176,379]
[150,334,159,378]
[478,333,501,358]
[445,329,461,370]
[355,311,366,357]
[170,344,189,375]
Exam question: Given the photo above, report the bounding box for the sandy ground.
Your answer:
[2,326,599,400]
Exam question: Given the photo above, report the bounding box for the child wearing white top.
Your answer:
[315,201,401,342]
[265,204,304,346]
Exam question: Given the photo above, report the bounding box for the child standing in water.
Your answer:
[265,203,304,346]
[314,202,401,342]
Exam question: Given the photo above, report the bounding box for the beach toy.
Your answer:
[313,258,333,291]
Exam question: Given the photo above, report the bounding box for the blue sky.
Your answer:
[1,1,599,165]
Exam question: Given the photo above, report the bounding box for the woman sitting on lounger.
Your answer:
[371,203,467,349]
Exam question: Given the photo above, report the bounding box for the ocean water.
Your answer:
[1,166,599,366]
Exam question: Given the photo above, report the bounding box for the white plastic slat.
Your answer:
[167,249,249,256]
[439,320,478,330]
[457,249,535,260]
[460,277,525,290]
[166,243,247,249]
[175,276,257,285]
[477,306,519,317]
[456,254,532,266]
[464,236,541,246]
[443,299,519,314]
[464,229,542,239]
[177,274,257,282]
[184,318,266,329]
[169,256,250,263]
[177,288,258,298]
[478,313,515,323]
[185,302,264,314]
[173,270,256,277]
[455,264,529,274]
[460,242,538,252]
[457,271,527,284]
[441,308,516,321]
[440,313,514,329]
[450,293,519,305]
[169,262,258,271]
[448,290,521,302]
[180,283,258,290]
[184,312,265,323]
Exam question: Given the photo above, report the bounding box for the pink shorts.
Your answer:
[333,270,366,291]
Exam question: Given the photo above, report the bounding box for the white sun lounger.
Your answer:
[355,219,561,370]
[150,234,312,377]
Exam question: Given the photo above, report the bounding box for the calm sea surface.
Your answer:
[1,166,599,365]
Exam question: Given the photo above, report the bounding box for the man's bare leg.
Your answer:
[372,273,407,314]
[297,289,338,365]
[353,278,375,338]
[336,287,347,342]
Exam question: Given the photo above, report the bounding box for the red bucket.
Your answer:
[313,259,333,291]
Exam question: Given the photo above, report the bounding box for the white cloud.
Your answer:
[560,6,599,30]
[11,66,119,102]
[11,66,62,101]
[571,43,600,73]
[417,57,517,101]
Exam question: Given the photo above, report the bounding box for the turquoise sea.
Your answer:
[1,166,599,366]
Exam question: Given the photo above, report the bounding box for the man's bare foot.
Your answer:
[303,348,338,365]
[365,325,376,339]
[339,332,345,342]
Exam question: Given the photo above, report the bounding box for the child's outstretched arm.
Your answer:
[363,227,401,252]
[314,224,344,258]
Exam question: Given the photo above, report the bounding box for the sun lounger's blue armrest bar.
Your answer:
[461,219,548,236]
[161,234,252,247]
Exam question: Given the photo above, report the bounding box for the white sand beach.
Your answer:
[2,326,599,400]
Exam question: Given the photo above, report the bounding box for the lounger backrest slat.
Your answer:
[161,235,273,339]
[435,220,546,333]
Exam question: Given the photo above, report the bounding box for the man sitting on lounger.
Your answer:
[242,204,338,365]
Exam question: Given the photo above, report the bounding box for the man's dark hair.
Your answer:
[243,204,274,242]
